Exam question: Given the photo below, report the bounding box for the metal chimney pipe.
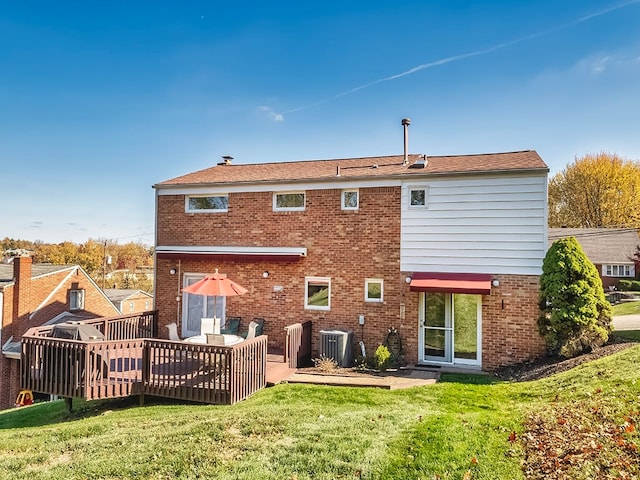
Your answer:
[402,118,411,165]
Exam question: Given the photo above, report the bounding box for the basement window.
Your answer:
[69,290,85,310]
[186,195,229,213]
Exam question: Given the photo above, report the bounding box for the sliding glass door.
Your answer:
[419,292,481,366]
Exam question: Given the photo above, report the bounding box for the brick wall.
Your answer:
[481,274,546,370]
[115,293,153,314]
[156,187,405,356]
[155,188,546,370]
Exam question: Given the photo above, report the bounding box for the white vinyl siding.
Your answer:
[401,174,547,275]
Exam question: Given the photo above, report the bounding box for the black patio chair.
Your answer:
[221,317,241,335]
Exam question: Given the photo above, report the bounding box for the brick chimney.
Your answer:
[12,256,32,321]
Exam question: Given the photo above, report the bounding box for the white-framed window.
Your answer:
[69,290,85,310]
[186,195,229,213]
[342,189,359,210]
[145,300,150,310]
[409,187,428,208]
[603,264,634,277]
[129,301,135,312]
[365,278,383,302]
[305,276,331,310]
[274,192,305,211]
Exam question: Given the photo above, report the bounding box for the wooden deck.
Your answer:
[266,352,296,385]
[21,312,311,406]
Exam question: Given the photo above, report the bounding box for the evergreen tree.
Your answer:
[538,237,612,357]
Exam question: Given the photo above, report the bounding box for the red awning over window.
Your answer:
[409,272,492,295]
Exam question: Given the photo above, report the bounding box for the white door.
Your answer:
[182,274,226,338]
[418,292,482,366]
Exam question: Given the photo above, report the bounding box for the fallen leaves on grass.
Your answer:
[521,393,639,479]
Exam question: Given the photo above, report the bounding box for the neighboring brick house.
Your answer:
[0,257,120,409]
[104,289,153,314]
[548,228,640,290]
[153,147,549,371]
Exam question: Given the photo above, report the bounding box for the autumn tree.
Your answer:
[548,152,640,228]
[538,237,612,357]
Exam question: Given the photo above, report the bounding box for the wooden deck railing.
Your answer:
[21,311,157,401]
[141,336,267,405]
[21,311,268,406]
[284,320,312,368]
[21,337,147,400]
[73,310,156,340]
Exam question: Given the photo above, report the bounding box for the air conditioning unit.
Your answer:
[319,329,353,368]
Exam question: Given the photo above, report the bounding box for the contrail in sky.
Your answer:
[279,0,640,116]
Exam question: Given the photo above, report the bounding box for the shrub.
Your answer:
[538,237,612,357]
[618,279,640,291]
[312,355,339,373]
[374,345,391,371]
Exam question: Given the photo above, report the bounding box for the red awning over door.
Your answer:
[409,272,492,295]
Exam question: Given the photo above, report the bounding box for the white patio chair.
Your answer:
[201,318,215,336]
[245,321,259,340]
[166,323,181,341]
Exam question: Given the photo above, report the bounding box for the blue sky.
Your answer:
[2,1,639,244]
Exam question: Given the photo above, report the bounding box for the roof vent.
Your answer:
[218,155,233,166]
[409,154,428,169]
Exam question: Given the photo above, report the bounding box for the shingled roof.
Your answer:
[548,228,640,264]
[154,150,548,188]
[0,264,74,288]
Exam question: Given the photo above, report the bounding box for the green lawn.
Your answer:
[1,345,639,479]
[612,300,640,316]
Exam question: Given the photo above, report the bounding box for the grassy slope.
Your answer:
[612,301,640,316]
[1,345,639,480]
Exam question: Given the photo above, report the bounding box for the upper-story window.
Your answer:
[604,264,634,277]
[186,195,229,213]
[69,290,85,310]
[409,187,428,208]
[274,192,305,211]
[342,190,359,210]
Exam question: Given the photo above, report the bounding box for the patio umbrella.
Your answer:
[181,269,248,326]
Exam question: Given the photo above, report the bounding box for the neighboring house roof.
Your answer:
[1,337,21,360]
[154,150,548,188]
[548,228,640,264]
[0,264,74,288]
[43,311,96,326]
[104,289,153,303]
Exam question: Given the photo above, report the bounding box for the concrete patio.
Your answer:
[281,368,439,390]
